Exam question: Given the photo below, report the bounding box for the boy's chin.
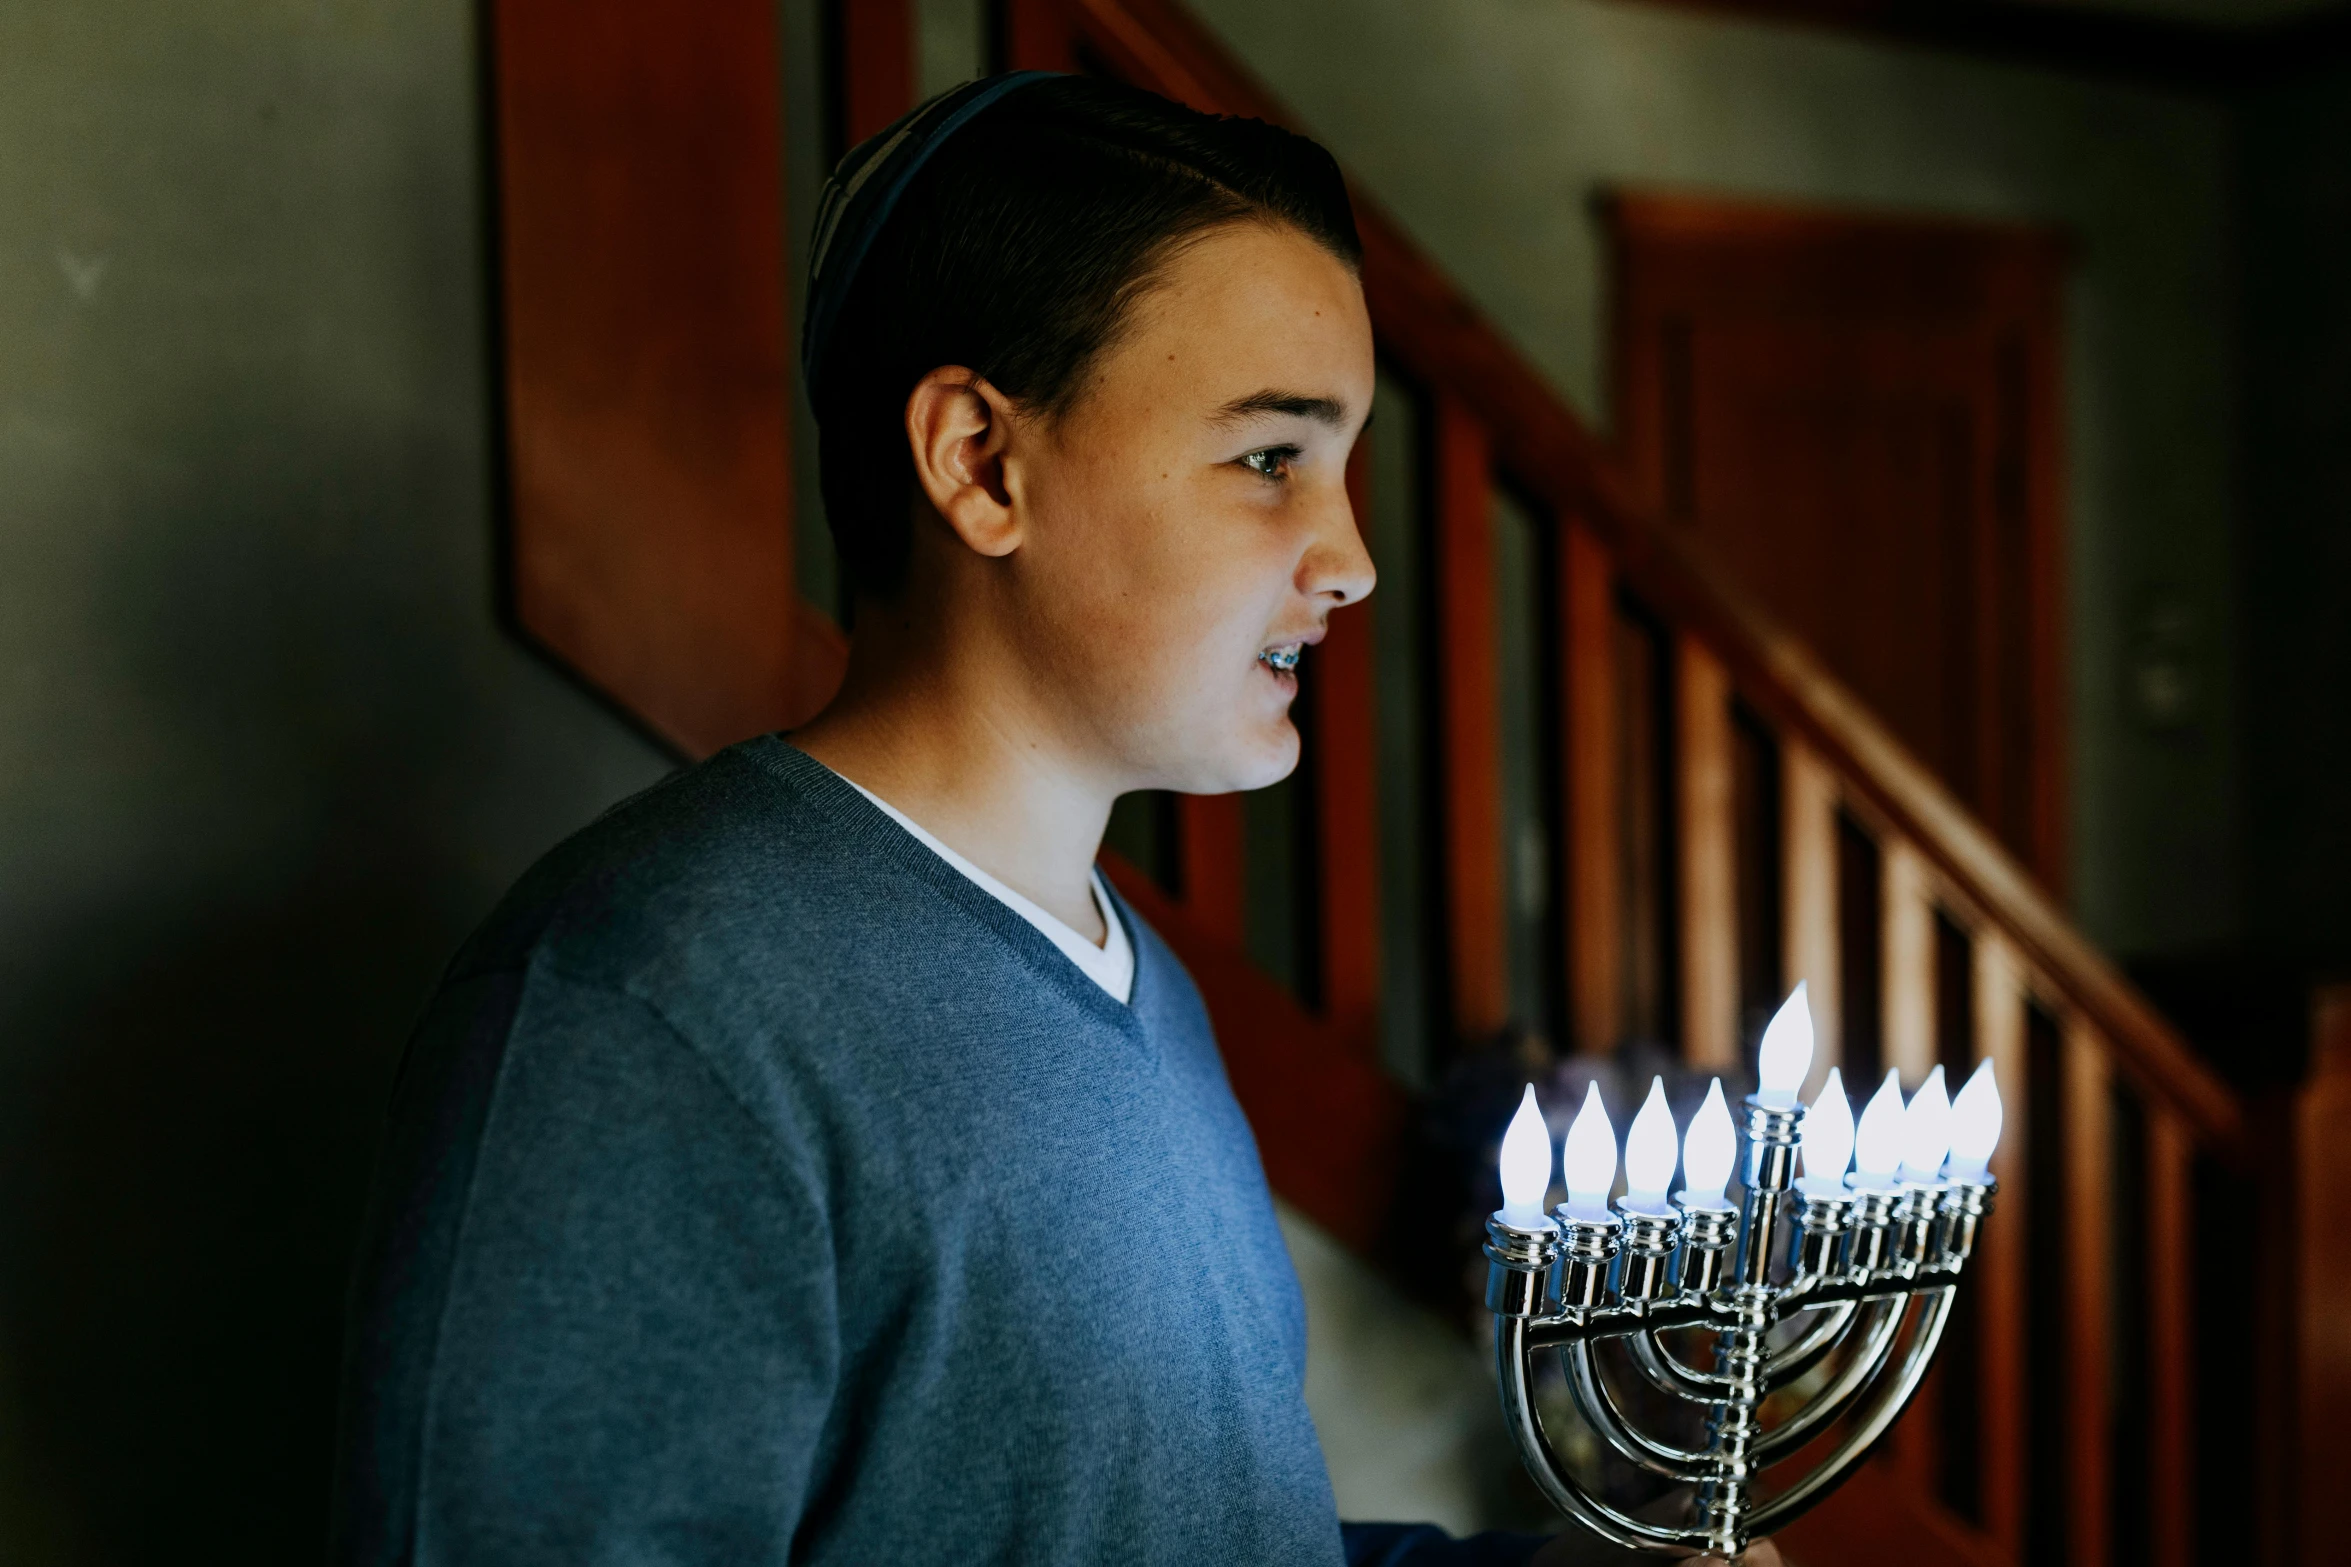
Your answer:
[1155,720,1299,795]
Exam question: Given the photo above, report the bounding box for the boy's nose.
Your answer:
[1302,488,1377,607]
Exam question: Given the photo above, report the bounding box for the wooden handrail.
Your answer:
[1629,522,2241,1147]
[1060,0,2242,1158]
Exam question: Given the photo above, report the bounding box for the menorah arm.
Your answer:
[1621,1297,1855,1405]
[1496,1318,1701,1555]
[1628,1329,1728,1401]
[1744,1287,1955,1535]
[1564,1341,1716,1482]
[1752,1297,1907,1462]
[1766,1301,1858,1388]
[1526,1295,1717,1350]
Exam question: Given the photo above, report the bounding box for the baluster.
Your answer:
[1675,644,1736,1069]
[2146,1105,2192,1567]
[998,0,1080,72]
[1434,397,1507,1039]
[1878,842,1937,1488]
[1314,446,1382,1044]
[1871,841,1940,1501]
[1972,931,2028,1557]
[2064,1016,2113,1567]
[1563,521,1619,1055]
[2295,987,2351,1563]
[1675,638,1737,1070]
[839,0,915,142]
[1178,794,1246,947]
[1882,841,1935,1085]
[1780,737,1838,1097]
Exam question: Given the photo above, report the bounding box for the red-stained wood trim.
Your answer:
[1777,1458,2014,1567]
[1563,522,1620,1055]
[1603,0,2336,94]
[1102,853,1405,1251]
[839,0,915,143]
[1782,737,1840,1094]
[2298,988,2351,1564]
[1056,0,2237,1156]
[2063,1018,2112,1567]
[2146,1106,2193,1567]
[1178,792,1246,947]
[1315,449,1383,1045]
[786,606,852,729]
[493,0,823,759]
[1433,397,1507,1040]
[1675,636,1737,1069]
[1973,932,2028,1558]
[1605,191,2072,894]
[1883,841,1935,1083]
[2249,1089,2299,1567]
[2018,290,2070,901]
[1002,0,1084,72]
[1889,1357,1946,1505]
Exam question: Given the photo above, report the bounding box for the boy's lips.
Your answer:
[1255,627,1324,673]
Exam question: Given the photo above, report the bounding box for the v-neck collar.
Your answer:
[748,738,1153,1040]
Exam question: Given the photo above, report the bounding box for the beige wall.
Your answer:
[0,3,671,1558]
[2237,60,2351,972]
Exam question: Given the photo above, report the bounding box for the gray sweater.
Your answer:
[332,737,1353,1564]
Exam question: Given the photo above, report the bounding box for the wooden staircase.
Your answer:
[995,6,2239,1560]
[487,2,2344,1561]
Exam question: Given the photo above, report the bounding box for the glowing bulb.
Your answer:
[1757,982,1816,1102]
[1497,1084,1553,1225]
[1680,1078,1736,1205]
[1800,1067,1853,1191]
[1900,1065,1952,1180]
[1623,1077,1679,1209]
[1947,1059,2004,1180]
[1853,1070,1906,1182]
[1560,1081,1617,1219]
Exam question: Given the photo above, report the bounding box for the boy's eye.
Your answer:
[1240,446,1299,480]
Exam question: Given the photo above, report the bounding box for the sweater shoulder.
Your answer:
[449,737,879,997]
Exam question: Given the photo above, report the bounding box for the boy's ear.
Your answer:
[904,367,1022,559]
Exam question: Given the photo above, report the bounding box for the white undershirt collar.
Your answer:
[838,775,1135,1005]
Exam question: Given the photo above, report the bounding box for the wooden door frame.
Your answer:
[1603,191,2071,898]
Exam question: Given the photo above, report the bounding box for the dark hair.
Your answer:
[809,76,1362,596]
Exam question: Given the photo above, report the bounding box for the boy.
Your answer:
[334,72,1770,1567]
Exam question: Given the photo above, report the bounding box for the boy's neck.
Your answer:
[792,610,1117,942]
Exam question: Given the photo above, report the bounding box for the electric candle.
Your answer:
[1497,1084,1553,1227]
[1680,1078,1736,1206]
[1622,1077,1679,1211]
[1756,982,1816,1104]
[1899,1065,1952,1181]
[1851,1069,1907,1186]
[1798,1067,1854,1194]
[1560,1081,1617,1221]
[1946,1059,2003,1180]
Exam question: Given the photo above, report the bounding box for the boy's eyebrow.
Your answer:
[1210,390,1351,429]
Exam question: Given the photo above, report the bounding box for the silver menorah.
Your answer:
[1482,985,2003,1558]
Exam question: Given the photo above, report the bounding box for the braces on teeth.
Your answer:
[1258,645,1302,673]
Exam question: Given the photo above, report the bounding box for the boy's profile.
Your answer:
[333,72,1775,1566]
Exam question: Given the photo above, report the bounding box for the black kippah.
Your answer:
[800,71,1058,407]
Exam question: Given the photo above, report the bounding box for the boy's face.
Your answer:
[1006,220,1377,796]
